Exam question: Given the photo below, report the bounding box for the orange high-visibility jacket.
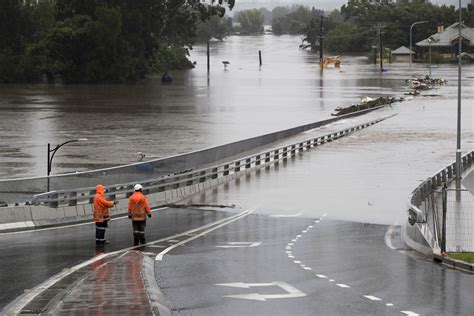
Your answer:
[93,185,114,222]
[128,191,151,221]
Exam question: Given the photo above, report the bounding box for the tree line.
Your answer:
[0,0,233,83]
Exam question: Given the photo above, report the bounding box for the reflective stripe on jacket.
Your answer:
[128,191,151,221]
[93,185,114,222]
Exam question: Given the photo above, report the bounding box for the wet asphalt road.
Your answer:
[0,207,230,310]
[155,213,474,316]
[1,207,473,315]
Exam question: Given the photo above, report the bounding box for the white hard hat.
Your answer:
[134,184,143,191]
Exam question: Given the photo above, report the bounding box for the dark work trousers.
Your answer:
[132,220,147,245]
[95,220,109,242]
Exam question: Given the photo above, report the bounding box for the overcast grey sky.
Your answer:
[233,0,471,11]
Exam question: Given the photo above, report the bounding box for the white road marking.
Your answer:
[216,242,261,248]
[293,261,301,264]
[314,220,320,223]
[302,230,307,233]
[308,225,313,228]
[167,239,180,243]
[156,210,253,261]
[146,245,167,248]
[6,209,251,314]
[286,246,292,250]
[288,255,294,258]
[364,295,382,301]
[303,267,312,270]
[385,224,398,250]
[386,303,394,307]
[401,312,420,316]
[288,243,293,246]
[336,284,350,288]
[285,251,292,254]
[270,212,303,218]
[329,279,335,282]
[316,274,328,279]
[296,235,302,238]
[291,239,297,242]
[217,282,306,301]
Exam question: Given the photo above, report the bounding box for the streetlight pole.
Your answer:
[47,138,88,191]
[428,38,432,77]
[456,0,462,180]
[410,20,428,76]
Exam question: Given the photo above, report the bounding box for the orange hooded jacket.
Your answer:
[128,191,151,221]
[93,185,114,222]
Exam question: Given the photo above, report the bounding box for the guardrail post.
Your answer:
[462,156,468,170]
[245,158,251,169]
[273,149,279,162]
[211,167,218,179]
[265,152,270,163]
[107,187,116,200]
[305,141,311,149]
[89,190,95,204]
[186,174,194,186]
[441,183,447,254]
[447,166,453,179]
[255,155,261,166]
[282,148,288,160]
[50,192,58,208]
[199,171,206,182]
[235,161,241,173]
[68,191,77,206]
[223,164,229,176]
[436,174,442,186]
[298,142,304,151]
[442,170,447,183]
[290,145,296,155]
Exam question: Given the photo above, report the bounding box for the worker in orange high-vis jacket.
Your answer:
[128,184,151,245]
[93,184,117,244]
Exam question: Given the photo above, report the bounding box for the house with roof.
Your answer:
[391,46,415,62]
[416,22,474,61]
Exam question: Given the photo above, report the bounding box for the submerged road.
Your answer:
[2,206,474,315]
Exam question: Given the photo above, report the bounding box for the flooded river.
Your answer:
[0,34,473,224]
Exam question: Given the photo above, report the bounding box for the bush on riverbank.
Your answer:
[0,0,233,83]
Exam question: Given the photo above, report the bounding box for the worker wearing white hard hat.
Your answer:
[128,183,151,245]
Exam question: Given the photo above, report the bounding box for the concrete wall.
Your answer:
[0,171,238,233]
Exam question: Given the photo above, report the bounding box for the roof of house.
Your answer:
[417,22,474,47]
[391,46,414,55]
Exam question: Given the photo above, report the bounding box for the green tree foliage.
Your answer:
[325,22,368,53]
[272,6,323,35]
[0,0,234,83]
[195,16,233,43]
[301,1,467,54]
[237,9,264,35]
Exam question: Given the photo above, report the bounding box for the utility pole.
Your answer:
[378,25,384,71]
[207,41,210,73]
[456,0,462,180]
[319,16,324,68]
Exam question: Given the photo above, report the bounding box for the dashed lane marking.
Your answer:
[316,274,328,279]
[336,284,350,288]
[401,312,420,316]
[364,295,382,301]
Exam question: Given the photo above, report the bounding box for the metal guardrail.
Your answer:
[407,150,474,226]
[32,116,394,208]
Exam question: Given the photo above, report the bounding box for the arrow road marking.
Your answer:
[216,282,306,301]
[215,242,262,248]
